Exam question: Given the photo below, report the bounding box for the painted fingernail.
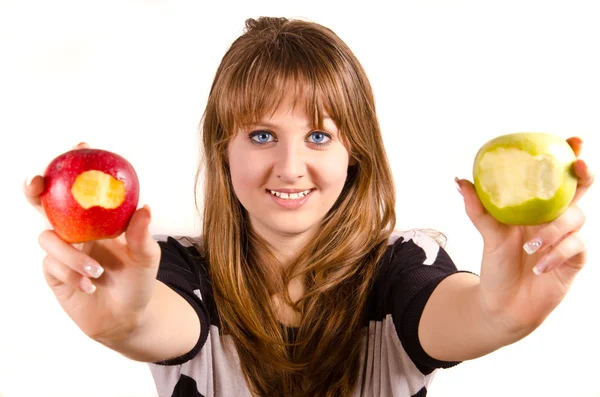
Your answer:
[83,260,104,279]
[523,237,543,255]
[80,277,97,294]
[533,259,548,275]
[455,177,463,196]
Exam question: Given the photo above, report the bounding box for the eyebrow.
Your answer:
[251,116,334,130]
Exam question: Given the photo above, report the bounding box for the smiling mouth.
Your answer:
[266,188,315,199]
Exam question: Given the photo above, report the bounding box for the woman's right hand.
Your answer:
[24,143,161,345]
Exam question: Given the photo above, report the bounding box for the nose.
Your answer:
[274,142,306,182]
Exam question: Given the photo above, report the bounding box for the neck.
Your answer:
[251,222,318,270]
[269,235,308,269]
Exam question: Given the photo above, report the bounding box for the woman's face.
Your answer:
[227,94,351,244]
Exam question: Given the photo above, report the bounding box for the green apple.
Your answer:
[472,132,577,225]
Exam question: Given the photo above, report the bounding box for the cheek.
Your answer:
[319,149,349,184]
[229,152,264,194]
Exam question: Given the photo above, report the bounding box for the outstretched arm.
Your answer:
[418,137,593,362]
[28,143,201,365]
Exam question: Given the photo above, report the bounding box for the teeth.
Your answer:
[269,189,312,200]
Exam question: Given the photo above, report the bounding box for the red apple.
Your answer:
[41,148,140,243]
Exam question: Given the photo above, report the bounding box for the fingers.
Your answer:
[455,177,503,241]
[571,159,595,205]
[43,254,97,294]
[566,136,582,157]
[73,241,95,256]
[124,205,160,264]
[531,232,586,275]
[38,230,105,280]
[565,136,594,205]
[23,175,46,214]
[35,142,97,294]
[523,205,586,256]
[521,205,587,276]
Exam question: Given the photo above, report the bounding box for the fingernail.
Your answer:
[80,277,97,294]
[523,237,543,255]
[24,176,34,187]
[83,260,104,279]
[455,177,463,196]
[533,259,548,275]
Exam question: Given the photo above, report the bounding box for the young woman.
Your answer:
[26,16,593,397]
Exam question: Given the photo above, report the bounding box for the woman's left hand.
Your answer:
[456,136,595,336]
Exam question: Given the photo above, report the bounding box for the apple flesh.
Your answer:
[472,132,577,226]
[41,148,140,243]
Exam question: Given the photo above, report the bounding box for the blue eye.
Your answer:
[308,131,332,146]
[248,130,333,147]
[249,130,274,144]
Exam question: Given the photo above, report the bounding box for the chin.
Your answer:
[273,224,315,236]
[266,217,320,237]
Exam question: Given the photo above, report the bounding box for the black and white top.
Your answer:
[148,229,466,397]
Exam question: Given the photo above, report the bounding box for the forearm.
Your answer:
[97,280,201,363]
[418,272,531,362]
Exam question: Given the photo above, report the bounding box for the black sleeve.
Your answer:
[152,236,211,366]
[387,231,477,373]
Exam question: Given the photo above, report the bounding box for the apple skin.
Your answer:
[41,148,140,243]
[472,132,577,226]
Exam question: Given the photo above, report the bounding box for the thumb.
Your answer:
[455,177,502,238]
[125,204,160,263]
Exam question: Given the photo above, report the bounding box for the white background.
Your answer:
[1,1,599,396]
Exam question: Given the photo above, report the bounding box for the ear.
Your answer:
[349,156,358,166]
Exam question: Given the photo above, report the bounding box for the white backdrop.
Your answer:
[1,1,599,396]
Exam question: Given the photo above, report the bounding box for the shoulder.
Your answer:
[153,234,204,255]
[381,229,452,273]
[368,228,458,315]
[386,229,445,265]
[372,229,465,372]
[151,234,211,292]
[153,234,207,268]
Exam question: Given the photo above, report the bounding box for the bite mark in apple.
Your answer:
[71,170,126,209]
[477,148,562,207]
[41,148,140,243]
[472,132,577,225]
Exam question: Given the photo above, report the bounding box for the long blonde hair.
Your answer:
[195,17,397,396]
